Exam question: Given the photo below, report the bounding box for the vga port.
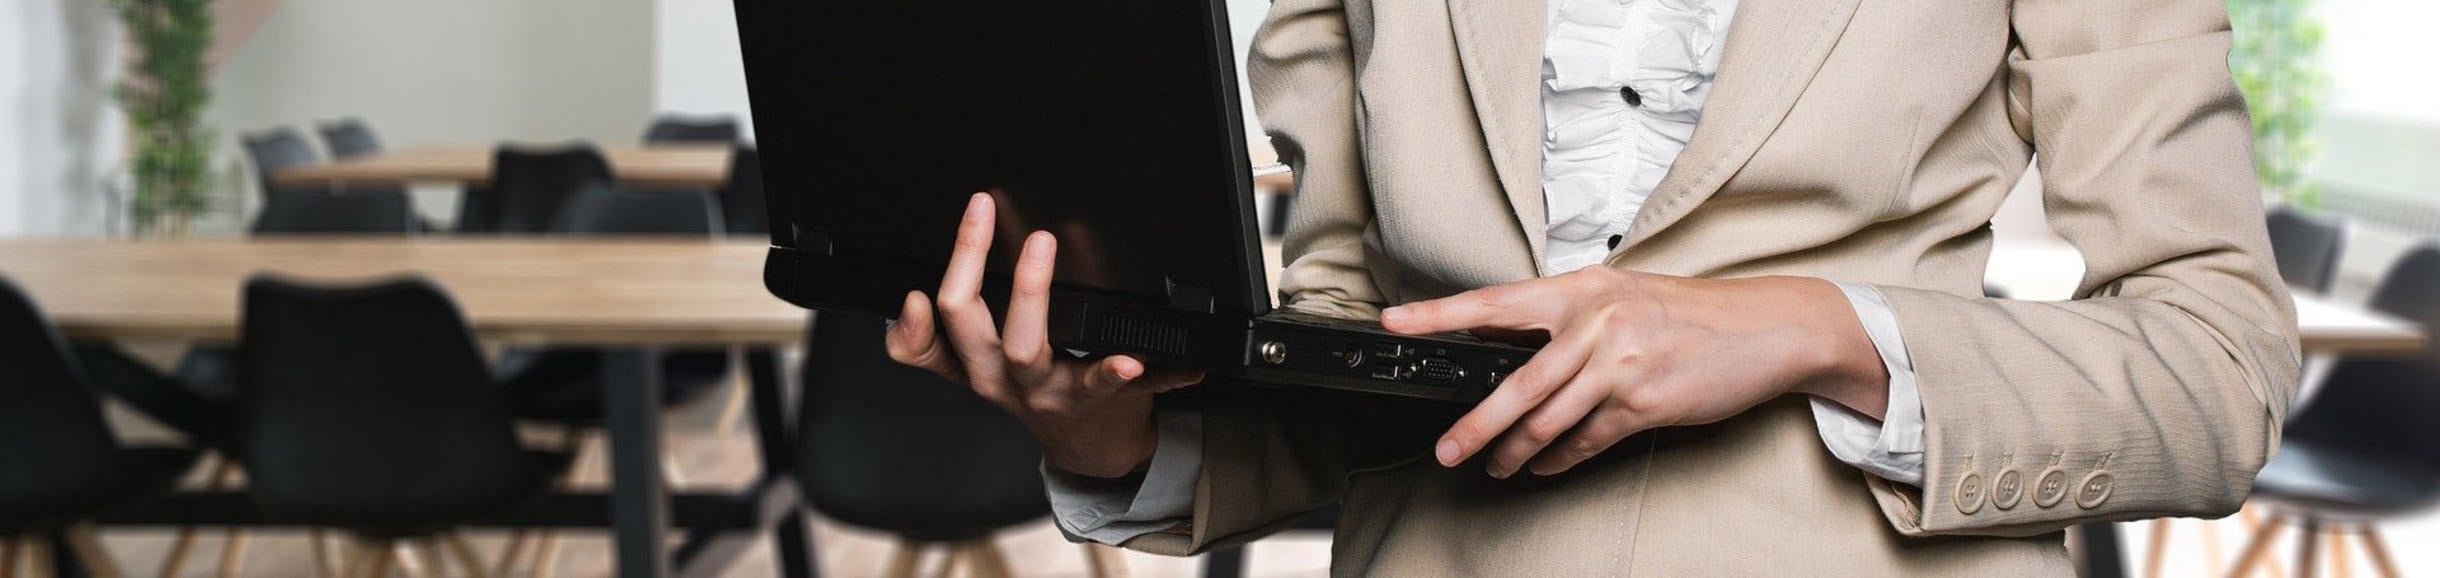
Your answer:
[1412,358,1465,382]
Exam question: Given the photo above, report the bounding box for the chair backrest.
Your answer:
[250,190,417,235]
[642,114,742,144]
[2266,207,2347,294]
[235,276,545,532]
[719,146,768,236]
[794,312,1049,540]
[2284,244,2440,471]
[551,187,723,236]
[0,277,130,529]
[473,144,614,234]
[241,128,324,202]
[316,119,385,160]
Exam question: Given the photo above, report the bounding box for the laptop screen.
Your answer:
[736,0,1268,316]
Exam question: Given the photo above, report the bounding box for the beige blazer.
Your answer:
[1119,0,2302,574]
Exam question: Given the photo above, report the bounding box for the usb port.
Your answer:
[1373,343,1406,359]
[1369,362,1411,381]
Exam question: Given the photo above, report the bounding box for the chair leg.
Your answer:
[1083,543,1126,578]
[366,542,394,578]
[2294,518,2322,578]
[311,530,340,578]
[3,536,21,578]
[60,524,123,578]
[155,528,197,578]
[160,460,238,578]
[212,530,247,578]
[2145,518,2172,578]
[393,542,427,578]
[22,538,51,578]
[931,543,963,578]
[2356,526,2398,578]
[2232,516,2287,578]
[526,430,593,578]
[442,534,488,578]
[968,542,1013,578]
[489,531,527,578]
[210,459,249,578]
[714,347,750,433]
[2322,526,2342,578]
[885,541,922,578]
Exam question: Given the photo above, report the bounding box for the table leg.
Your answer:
[2077,522,2127,578]
[745,347,818,578]
[605,350,670,577]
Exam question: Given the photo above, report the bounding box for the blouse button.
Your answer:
[1620,87,1643,108]
[1607,234,1624,251]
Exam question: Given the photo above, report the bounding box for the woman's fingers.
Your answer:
[1434,322,1598,470]
[1484,368,1613,478]
[1130,368,1208,394]
[935,193,1010,396]
[1080,355,1148,396]
[1525,405,1652,476]
[884,291,966,380]
[1002,231,1058,385]
[1380,281,1563,336]
[938,193,997,303]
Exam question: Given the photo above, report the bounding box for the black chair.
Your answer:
[193,181,418,447]
[2228,244,2440,576]
[460,144,613,234]
[498,187,732,422]
[794,311,1124,576]
[719,146,768,236]
[233,276,568,571]
[642,114,742,144]
[2267,207,2348,294]
[0,276,201,576]
[248,189,417,235]
[240,128,331,231]
[315,118,385,160]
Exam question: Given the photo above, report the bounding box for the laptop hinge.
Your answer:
[1165,277,1215,314]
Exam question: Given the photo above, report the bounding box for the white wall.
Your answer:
[1,0,124,238]
[209,0,656,231]
[652,0,753,139]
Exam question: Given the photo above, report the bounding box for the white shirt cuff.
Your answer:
[1808,282,1927,487]
[1043,410,1203,543]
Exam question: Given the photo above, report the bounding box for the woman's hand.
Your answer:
[887,194,1205,478]
[1380,267,1889,478]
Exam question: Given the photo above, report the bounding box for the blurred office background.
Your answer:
[0,0,2434,576]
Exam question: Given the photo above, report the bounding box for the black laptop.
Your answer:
[737,0,1533,403]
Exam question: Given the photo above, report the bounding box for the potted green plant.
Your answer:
[2229,0,2325,208]
[114,0,215,237]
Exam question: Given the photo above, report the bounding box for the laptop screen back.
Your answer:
[736,0,1267,316]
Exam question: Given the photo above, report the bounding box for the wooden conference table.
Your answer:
[269,142,1301,195]
[271,144,737,189]
[0,238,809,578]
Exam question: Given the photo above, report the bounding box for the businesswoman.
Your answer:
[890,0,2300,573]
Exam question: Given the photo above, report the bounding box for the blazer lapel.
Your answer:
[1609,0,1864,257]
[1447,0,1549,270]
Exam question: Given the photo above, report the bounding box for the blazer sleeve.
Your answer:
[1858,0,2303,537]
[1111,0,1388,556]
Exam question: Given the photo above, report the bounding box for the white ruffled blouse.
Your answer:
[1539,0,1738,274]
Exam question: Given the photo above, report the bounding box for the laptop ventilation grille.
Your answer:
[1098,314,1190,356]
